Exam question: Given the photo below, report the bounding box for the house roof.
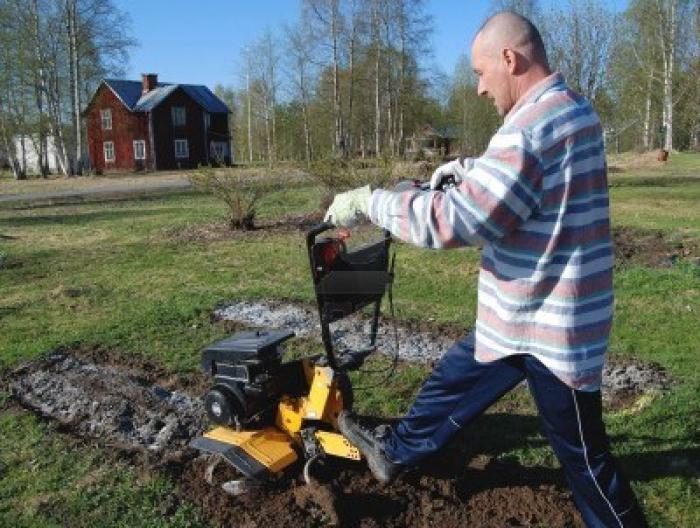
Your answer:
[420,125,460,139]
[435,125,460,139]
[101,79,229,114]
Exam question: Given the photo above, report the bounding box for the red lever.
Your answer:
[320,241,341,265]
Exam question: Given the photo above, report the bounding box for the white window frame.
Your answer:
[204,112,211,129]
[174,139,189,159]
[171,106,186,127]
[133,140,146,160]
[103,141,115,162]
[101,109,112,130]
[210,141,228,160]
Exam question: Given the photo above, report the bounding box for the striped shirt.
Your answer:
[369,73,612,391]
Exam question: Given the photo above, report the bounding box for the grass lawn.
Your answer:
[1,154,699,526]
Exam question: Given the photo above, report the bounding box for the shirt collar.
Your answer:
[505,72,565,123]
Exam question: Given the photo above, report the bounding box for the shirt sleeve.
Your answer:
[369,127,544,249]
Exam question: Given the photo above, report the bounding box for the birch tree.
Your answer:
[249,30,281,165]
[305,0,346,156]
[286,20,318,165]
[611,0,698,150]
[543,0,617,101]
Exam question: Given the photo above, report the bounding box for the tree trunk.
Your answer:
[33,79,48,177]
[386,72,393,156]
[346,10,357,156]
[31,0,68,175]
[67,0,82,175]
[246,71,253,163]
[30,0,48,177]
[642,74,652,149]
[660,0,677,151]
[398,33,406,158]
[330,1,344,157]
[46,65,69,175]
[0,115,24,180]
[264,94,272,167]
[270,99,276,163]
[302,100,312,166]
[373,1,381,157]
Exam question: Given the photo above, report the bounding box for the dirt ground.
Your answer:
[607,150,668,172]
[177,449,585,528]
[6,339,673,527]
[612,225,698,268]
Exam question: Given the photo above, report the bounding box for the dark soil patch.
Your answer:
[612,225,698,269]
[6,345,588,527]
[174,451,584,528]
[331,455,584,527]
[4,323,665,526]
[169,427,585,528]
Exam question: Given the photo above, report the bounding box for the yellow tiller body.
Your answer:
[190,223,393,492]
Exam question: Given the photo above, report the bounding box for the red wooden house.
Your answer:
[84,73,231,173]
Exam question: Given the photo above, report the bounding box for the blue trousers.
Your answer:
[384,333,647,528]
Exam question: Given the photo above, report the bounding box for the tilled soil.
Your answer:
[6,338,669,527]
[176,453,585,527]
[612,225,698,268]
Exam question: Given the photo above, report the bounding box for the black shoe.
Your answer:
[337,411,402,484]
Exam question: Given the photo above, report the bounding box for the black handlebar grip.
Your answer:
[306,222,334,249]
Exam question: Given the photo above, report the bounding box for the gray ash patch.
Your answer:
[214,300,453,363]
[601,358,671,404]
[10,353,205,454]
[215,300,672,404]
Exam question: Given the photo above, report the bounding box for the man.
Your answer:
[323,11,647,528]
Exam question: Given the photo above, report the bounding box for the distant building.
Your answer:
[84,73,231,173]
[12,134,61,174]
[405,124,461,160]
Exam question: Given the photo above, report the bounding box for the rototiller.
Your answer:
[190,222,394,494]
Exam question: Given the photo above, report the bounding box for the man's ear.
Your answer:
[501,47,519,74]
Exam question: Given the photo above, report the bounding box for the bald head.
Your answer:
[470,11,551,117]
[474,11,548,67]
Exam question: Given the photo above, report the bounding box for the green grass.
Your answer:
[609,152,700,235]
[1,154,699,526]
[0,412,203,528]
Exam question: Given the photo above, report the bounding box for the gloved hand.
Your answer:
[323,185,372,228]
[429,157,473,190]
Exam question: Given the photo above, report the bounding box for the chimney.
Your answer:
[142,73,158,95]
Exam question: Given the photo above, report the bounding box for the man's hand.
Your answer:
[323,185,372,228]
[429,157,473,189]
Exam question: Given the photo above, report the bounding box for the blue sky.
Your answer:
[119,0,627,89]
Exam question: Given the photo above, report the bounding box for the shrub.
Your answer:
[308,157,397,210]
[188,166,276,230]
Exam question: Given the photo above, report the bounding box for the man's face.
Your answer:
[471,36,514,117]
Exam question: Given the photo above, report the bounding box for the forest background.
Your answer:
[0,0,698,178]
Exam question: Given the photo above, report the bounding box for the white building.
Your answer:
[12,134,61,174]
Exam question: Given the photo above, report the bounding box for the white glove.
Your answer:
[323,185,372,228]
[429,157,473,190]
